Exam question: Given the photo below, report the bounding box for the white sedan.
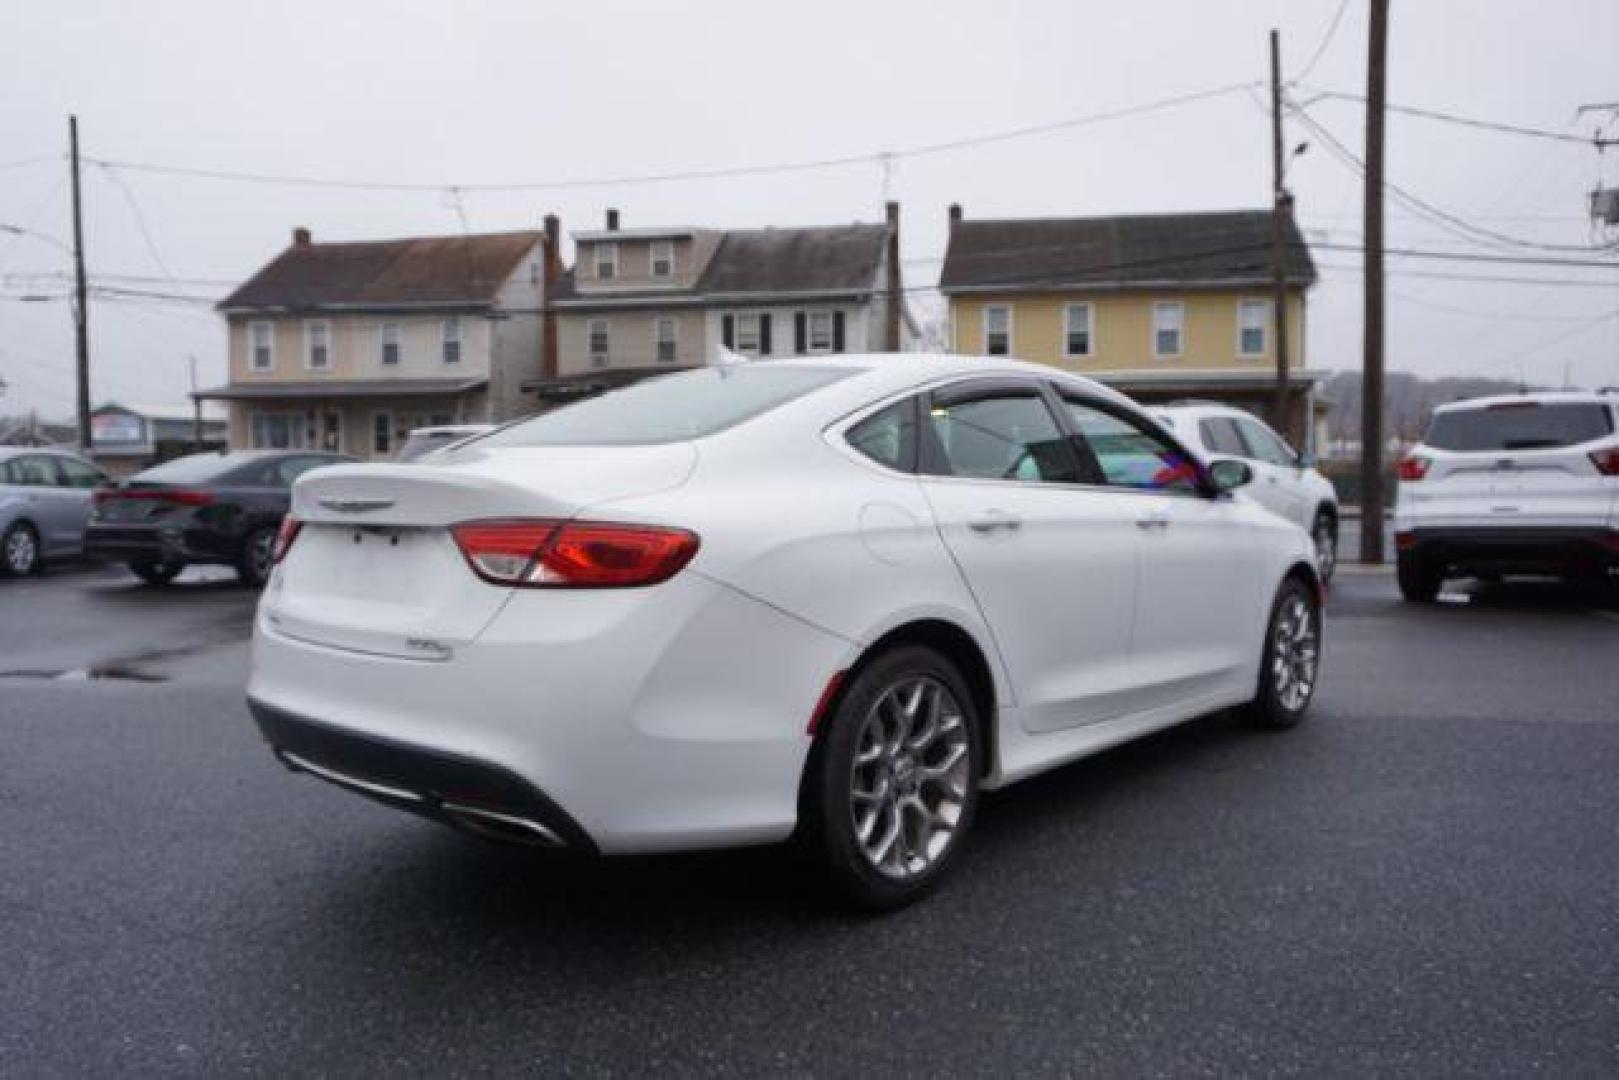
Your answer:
[248,354,1323,908]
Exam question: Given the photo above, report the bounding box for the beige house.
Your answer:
[940,207,1323,445]
[201,225,554,459]
[532,206,914,403]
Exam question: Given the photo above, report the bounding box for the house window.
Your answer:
[595,242,618,280]
[380,322,401,366]
[807,311,834,353]
[305,321,331,371]
[249,321,274,372]
[1063,303,1093,358]
[654,318,677,363]
[588,319,610,367]
[372,410,393,456]
[251,412,308,450]
[650,241,674,280]
[442,317,462,364]
[1153,301,1184,359]
[1238,299,1269,358]
[735,314,762,355]
[983,305,1011,356]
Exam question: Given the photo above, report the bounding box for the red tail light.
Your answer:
[1590,447,1619,477]
[1397,455,1431,482]
[95,488,215,506]
[451,519,699,588]
[272,517,303,564]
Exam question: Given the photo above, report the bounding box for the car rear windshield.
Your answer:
[478,365,859,447]
[129,452,252,484]
[1424,401,1614,452]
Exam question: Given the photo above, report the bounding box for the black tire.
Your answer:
[127,560,181,586]
[1311,510,1338,584]
[799,645,981,911]
[1396,552,1443,603]
[236,526,277,587]
[1243,576,1322,730]
[2,522,42,576]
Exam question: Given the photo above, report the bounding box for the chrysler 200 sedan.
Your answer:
[248,354,1323,908]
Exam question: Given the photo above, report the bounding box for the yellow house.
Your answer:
[940,207,1322,445]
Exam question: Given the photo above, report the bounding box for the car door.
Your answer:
[916,377,1144,733]
[10,455,78,553]
[51,456,108,553]
[1232,415,1309,527]
[1061,396,1266,710]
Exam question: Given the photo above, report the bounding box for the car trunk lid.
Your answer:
[264,445,696,659]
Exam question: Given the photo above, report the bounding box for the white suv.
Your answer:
[1154,403,1341,581]
[1393,391,1619,602]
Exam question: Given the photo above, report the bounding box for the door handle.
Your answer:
[968,509,1022,533]
[1135,508,1171,530]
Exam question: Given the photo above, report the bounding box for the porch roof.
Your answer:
[194,377,488,401]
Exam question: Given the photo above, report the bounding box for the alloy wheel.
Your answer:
[849,676,971,879]
[4,527,38,574]
[1270,592,1319,712]
[250,529,276,580]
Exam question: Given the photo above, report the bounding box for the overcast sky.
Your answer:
[2,0,1616,418]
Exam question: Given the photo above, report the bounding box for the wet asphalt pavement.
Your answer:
[2,566,1617,1075]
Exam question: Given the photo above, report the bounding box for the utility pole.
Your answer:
[188,354,202,448]
[69,116,91,452]
[1269,29,1295,444]
[1360,0,1390,565]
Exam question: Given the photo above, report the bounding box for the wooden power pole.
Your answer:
[69,116,92,452]
[1269,29,1294,443]
[1360,0,1390,564]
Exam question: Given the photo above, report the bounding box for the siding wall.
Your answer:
[949,290,1307,371]
[574,232,721,292]
[556,310,708,375]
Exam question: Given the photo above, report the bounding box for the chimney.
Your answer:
[605,208,620,231]
[947,203,962,226]
[541,214,562,379]
[884,201,902,353]
[293,226,312,246]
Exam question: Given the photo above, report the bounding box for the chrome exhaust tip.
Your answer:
[440,801,565,847]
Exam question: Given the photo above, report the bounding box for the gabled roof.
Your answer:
[939,210,1316,293]
[550,223,890,306]
[220,231,542,311]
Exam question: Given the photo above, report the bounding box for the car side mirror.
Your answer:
[1296,451,1317,470]
[1207,458,1254,494]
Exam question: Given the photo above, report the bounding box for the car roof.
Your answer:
[0,446,89,462]
[1432,391,1617,414]
[754,352,1138,412]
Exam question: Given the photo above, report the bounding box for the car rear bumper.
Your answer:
[84,524,231,566]
[246,571,854,855]
[1396,526,1619,574]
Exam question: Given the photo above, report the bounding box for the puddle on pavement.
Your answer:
[0,666,169,683]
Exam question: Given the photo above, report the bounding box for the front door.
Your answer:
[1060,395,1264,709]
[320,408,344,454]
[916,378,1142,733]
[1232,415,1309,527]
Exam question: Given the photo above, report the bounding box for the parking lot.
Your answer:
[3,565,1618,1074]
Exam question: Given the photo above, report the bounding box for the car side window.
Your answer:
[1063,399,1202,494]
[55,458,106,489]
[7,456,56,487]
[925,390,1079,484]
[1234,417,1296,467]
[847,399,918,473]
[1199,416,1249,458]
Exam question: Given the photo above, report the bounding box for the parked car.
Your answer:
[394,425,494,463]
[247,355,1322,909]
[1394,391,1619,601]
[1153,402,1341,581]
[0,448,109,576]
[85,450,352,586]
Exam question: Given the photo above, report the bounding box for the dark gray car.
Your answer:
[0,448,109,575]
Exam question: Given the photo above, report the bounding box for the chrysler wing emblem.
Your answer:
[317,497,396,513]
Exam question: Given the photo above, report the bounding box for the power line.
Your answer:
[1292,104,1619,254]
[95,163,180,283]
[1316,262,1619,288]
[1298,87,1607,146]
[1292,0,1353,83]
[0,155,61,171]
[80,83,1257,195]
